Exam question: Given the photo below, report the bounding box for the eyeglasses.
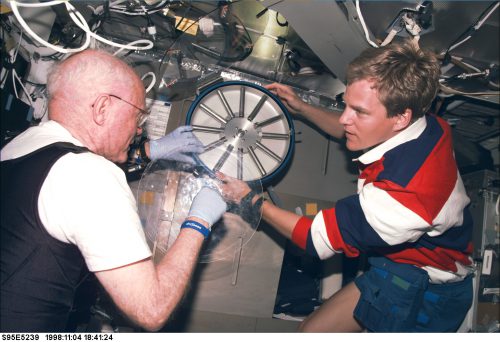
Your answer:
[109,94,150,127]
[93,94,150,127]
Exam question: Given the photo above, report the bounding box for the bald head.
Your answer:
[45,50,145,160]
[47,49,144,116]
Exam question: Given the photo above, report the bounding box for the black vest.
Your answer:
[1,142,91,332]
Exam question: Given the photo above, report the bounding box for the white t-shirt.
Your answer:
[1,121,152,272]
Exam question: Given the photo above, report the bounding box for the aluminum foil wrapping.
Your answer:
[136,158,262,264]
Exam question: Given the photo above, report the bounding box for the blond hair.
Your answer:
[346,42,440,120]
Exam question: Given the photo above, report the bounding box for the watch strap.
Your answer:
[139,140,151,163]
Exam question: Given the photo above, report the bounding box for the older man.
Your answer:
[1,49,226,332]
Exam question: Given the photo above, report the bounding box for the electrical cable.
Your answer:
[401,12,422,48]
[143,7,157,41]
[109,0,129,8]
[108,0,168,15]
[10,36,22,100]
[7,30,34,108]
[439,81,500,96]
[356,1,432,49]
[10,0,154,54]
[495,194,499,216]
[442,1,499,55]
[141,71,157,93]
[3,17,61,59]
[450,56,482,73]
[64,4,154,52]
[9,0,91,54]
[355,0,379,48]
[112,39,154,55]
[89,8,166,49]
[97,16,143,29]
[411,34,421,49]
[2,26,50,118]
[438,54,499,94]
[380,28,399,46]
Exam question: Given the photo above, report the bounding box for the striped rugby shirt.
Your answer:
[291,115,474,283]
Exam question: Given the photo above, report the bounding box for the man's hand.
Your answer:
[150,126,204,164]
[187,187,227,227]
[216,172,252,204]
[265,83,305,115]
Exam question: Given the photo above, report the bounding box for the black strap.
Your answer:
[139,140,151,163]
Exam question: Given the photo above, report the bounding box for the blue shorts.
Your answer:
[353,256,473,332]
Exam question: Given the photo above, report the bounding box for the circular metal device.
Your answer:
[186,81,294,184]
[136,159,262,265]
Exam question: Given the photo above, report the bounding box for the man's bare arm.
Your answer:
[261,200,302,240]
[94,218,205,331]
[265,83,344,139]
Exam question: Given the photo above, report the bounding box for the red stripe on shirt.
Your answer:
[322,208,360,257]
[383,241,473,272]
[359,158,385,184]
[385,118,458,224]
[291,216,313,250]
[373,179,433,225]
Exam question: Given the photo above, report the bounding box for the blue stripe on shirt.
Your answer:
[379,116,443,187]
[335,195,389,250]
[415,205,473,251]
[305,232,320,259]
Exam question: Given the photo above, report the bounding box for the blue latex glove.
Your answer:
[188,187,227,227]
[149,126,204,164]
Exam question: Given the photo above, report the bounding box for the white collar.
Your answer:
[354,116,427,165]
[0,120,86,161]
[40,120,86,146]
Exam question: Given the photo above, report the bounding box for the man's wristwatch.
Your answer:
[139,140,151,163]
[241,189,265,212]
[237,189,266,224]
[253,196,265,213]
